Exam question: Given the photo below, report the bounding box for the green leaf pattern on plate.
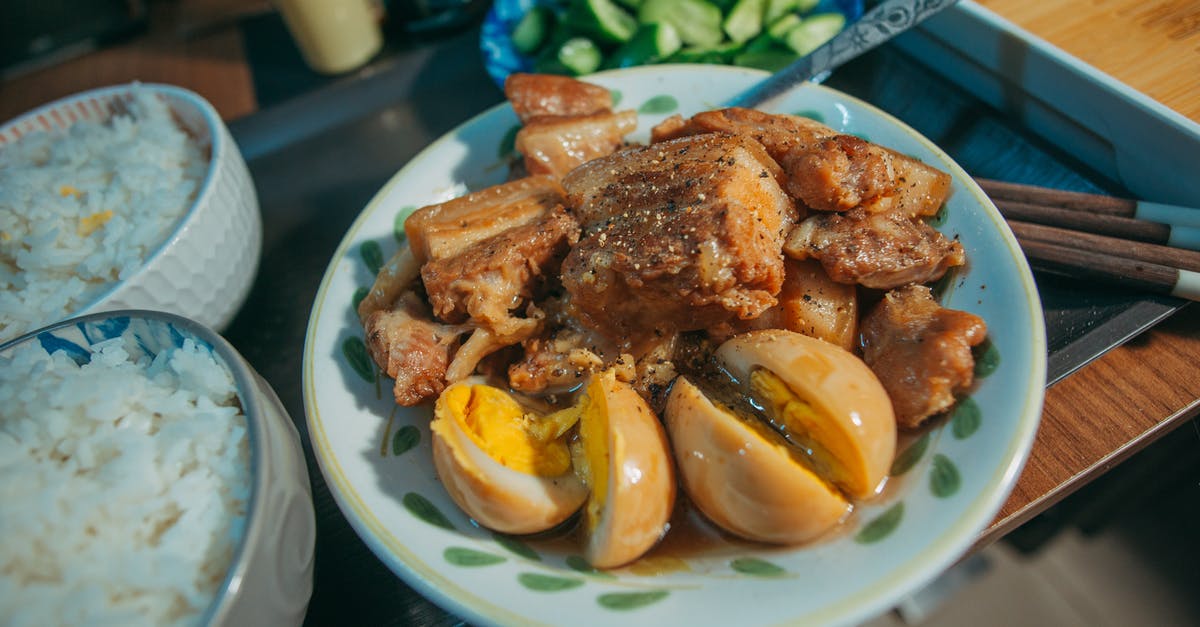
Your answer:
[609,89,622,108]
[638,95,678,114]
[518,573,584,592]
[951,397,982,440]
[890,432,931,477]
[974,339,1000,378]
[395,207,416,242]
[930,454,961,498]
[391,425,420,456]
[566,555,616,579]
[929,203,950,228]
[493,533,541,561]
[341,336,375,383]
[352,286,369,311]
[730,557,786,577]
[445,547,506,567]
[597,590,670,610]
[360,240,384,275]
[856,502,905,544]
[794,110,825,124]
[402,492,455,530]
[499,124,520,158]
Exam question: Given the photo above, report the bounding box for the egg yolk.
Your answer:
[441,383,576,476]
[575,375,611,531]
[749,368,863,495]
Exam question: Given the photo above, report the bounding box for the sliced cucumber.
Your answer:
[766,13,803,40]
[604,22,682,69]
[511,7,552,54]
[723,0,767,44]
[667,40,744,64]
[733,48,797,72]
[785,12,846,57]
[638,0,725,47]
[557,37,604,74]
[765,0,818,23]
[567,0,638,44]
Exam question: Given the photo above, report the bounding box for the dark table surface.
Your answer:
[216,21,1189,625]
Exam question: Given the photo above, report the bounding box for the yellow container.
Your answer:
[276,0,383,75]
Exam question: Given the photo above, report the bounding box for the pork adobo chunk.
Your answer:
[560,133,795,345]
[860,285,988,428]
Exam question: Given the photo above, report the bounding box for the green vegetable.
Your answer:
[766,13,803,40]
[557,37,604,75]
[734,48,796,72]
[723,0,767,44]
[667,40,743,64]
[604,22,682,69]
[638,0,725,47]
[509,0,848,77]
[765,0,817,24]
[566,0,638,44]
[511,7,553,54]
[784,12,846,56]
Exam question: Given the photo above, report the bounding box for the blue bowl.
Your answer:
[480,0,864,88]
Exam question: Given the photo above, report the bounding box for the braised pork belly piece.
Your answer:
[711,258,858,351]
[780,134,951,217]
[505,73,613,123]
[421,206,579,341]
[860,285,987,428]
[651,107,833,165]
[405,175,566,264]
[560,133,795,346]
[515,110,638,180]
[784,209,965,290]
[363,292,465,407]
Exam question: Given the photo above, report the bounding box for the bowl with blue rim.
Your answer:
[481,0,863,88]
[0,309,314,626]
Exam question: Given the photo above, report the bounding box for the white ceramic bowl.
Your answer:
[0,309,315,626]
[0,83,262,336]
[304,65,1045,627]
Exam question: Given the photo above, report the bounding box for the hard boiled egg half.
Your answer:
[665,330,896,544]
[430,381,587,535]
[573,369,676,569]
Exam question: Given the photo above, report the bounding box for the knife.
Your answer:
[727,0,961,109]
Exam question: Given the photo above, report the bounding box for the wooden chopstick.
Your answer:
[976,179,1200,300]
[1008,220,1200,274]
[977,178,1200,229]
[1016,237,1200,301]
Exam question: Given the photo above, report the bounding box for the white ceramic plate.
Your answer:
[302,65,1046,627]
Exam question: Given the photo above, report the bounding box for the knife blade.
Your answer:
[726,0,960,109]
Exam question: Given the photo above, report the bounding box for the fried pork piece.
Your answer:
[515,110,638,180]
[651,107,833,164]
[508,313,685,414]
[363,292,465,406]
[404,175,565,264]
[505,73,613,124]
[560,133,794,344]
[780,134,951,217]
[421,206,579,340]
[652,108,951,218]
[785,209,965,290]
[712,258,858,350]
[860,285,988,429]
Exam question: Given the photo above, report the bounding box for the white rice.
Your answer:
[0,89,208,343]
[0,335,250,626]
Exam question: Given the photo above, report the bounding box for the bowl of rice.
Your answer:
[0,309,314,626]
[0,83,261,345]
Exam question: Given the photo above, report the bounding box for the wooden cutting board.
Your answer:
[976,0,1200,125]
